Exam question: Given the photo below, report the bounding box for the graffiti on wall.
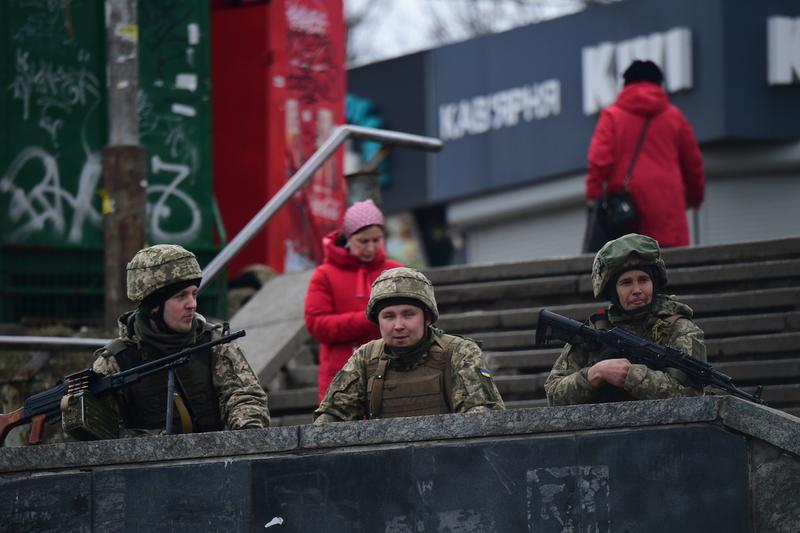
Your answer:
[2,25,104,245]
[1,0,212,248]
[138,0,210,245]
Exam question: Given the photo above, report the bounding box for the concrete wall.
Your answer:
[1,397,798,532]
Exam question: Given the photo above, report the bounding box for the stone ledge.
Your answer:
[720,396,800,456]
[298,396,720,449]
[0,425,298,475]
[3,396,798,475]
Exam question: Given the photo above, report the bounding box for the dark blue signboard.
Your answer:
[349,0,800,208]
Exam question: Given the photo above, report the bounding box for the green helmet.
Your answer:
[367,267,439,323]
[591,233,667,299]
[126,244,202,303]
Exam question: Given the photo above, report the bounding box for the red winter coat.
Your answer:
[587,82,704,247]
[305,230,402,401]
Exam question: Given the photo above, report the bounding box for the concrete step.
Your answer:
[284,363,318,388]
[437,287,800,333]
[485,348,561,371]
[475,329,800,359]
[716,358,800,382]
[444,309,800,340]
[270,413,314,427]
[425,237,800,286]
[269,387,318,412]
[434,259,800,310]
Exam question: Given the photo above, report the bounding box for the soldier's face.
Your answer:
[162,285,199,333]
[347,225,384,263]
[378,304,427,347]
[615,270,653,311]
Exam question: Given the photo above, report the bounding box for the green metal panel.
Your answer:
[139,0,218,250]
[0,0,107,249]
[0,0,226,323]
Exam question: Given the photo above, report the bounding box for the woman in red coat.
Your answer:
[586,60,705,248]
[305,199,402,401]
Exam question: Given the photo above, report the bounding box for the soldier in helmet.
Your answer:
[313,267,504,423]
[90,244,269,435]
[545,234,707,406]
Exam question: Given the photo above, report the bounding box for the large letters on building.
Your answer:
[582,28,692,115]
[438,80,561,142]
[768,16,800,85]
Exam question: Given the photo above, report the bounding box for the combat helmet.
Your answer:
[367,267,439,323]
[591,233,667,299]
[126,244,202,303]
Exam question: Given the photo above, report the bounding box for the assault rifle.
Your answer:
[0,329,245,446]
[535,309,764,404]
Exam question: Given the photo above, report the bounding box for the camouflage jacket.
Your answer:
[313,329,505,423]
[544,295,706,406]
[92,312,269,432]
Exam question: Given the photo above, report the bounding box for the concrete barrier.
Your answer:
[1,397,798,532]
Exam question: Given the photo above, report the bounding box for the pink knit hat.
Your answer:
[342,199,384,239]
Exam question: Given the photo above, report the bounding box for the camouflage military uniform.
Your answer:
[545,233,707,406]
[92,311,269,431]
[89,244,269,435]
[314,267,504,423]
[313,327,505,422]
[544,295,706,405]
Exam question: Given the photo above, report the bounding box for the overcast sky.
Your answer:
[345,0,586,66]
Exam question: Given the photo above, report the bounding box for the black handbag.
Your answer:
[601,116,652,237]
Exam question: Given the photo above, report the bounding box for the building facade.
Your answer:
[349,0,800,264]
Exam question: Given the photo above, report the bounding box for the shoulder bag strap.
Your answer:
[623,115,653,190]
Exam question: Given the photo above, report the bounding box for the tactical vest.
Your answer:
[365,334,459,419]
[105,328,224,433]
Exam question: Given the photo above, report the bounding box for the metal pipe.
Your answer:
[200,125,442,289]
[0,336,109,349]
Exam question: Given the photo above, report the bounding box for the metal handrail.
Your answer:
[0,125,442,348]
[0,336,109,349]
[200,124,442,289]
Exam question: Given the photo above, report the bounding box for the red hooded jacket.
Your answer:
[587,82,705,247]
[304,230,402,401]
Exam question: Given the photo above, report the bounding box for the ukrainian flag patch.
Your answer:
[479,367,493,378]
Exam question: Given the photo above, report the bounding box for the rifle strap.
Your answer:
[173,394,194,433]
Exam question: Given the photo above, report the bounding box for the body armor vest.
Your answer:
[365,334,458,419]
[106,328,224,432]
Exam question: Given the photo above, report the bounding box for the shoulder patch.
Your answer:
[479,367,493,379]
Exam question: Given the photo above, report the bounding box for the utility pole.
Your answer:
[103,0,147,332]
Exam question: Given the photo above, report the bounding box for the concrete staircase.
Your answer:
[260,237,800,424]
